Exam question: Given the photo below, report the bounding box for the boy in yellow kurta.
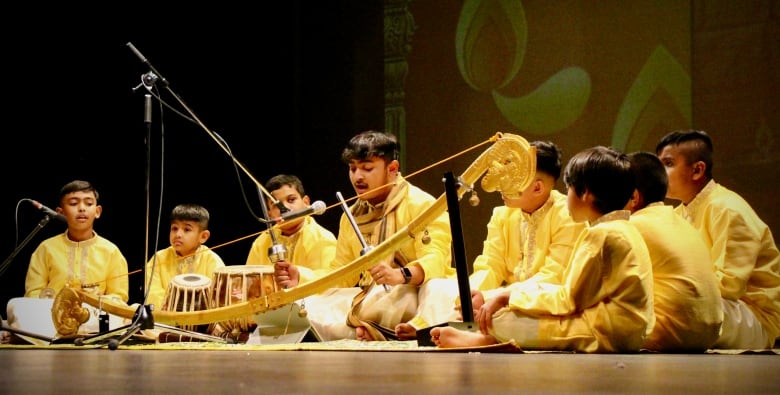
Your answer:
[249,174,336,286]
[6,180,130,342]
[400,141,584,337]
[470,141,584,298]
[25,180,129,303]
[144,204,225,311]
[303,130,453,341]
[433,146,655,353]
[656,130,780,349]
[626,152,723,352]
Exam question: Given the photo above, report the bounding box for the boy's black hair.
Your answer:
[59,180,99,202]
[628,152,668,204]
[170,204,210,230]
[265,174,306,197]
[563,146,634,215]
[341,130,400,164]
[531,141,563,181]
[655,129,713,179]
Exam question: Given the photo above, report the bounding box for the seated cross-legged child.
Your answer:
[432,146,655,353]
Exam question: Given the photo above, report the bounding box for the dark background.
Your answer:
[1,3,385,309]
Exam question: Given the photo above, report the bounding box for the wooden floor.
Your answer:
[1,348,778,394]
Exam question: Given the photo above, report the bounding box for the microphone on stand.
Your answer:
[271,201,327,223]
[144,94,152,124]
[126,42,169,88]
[27,199,66,223]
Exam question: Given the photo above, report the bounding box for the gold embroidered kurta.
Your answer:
[144,244,226,310]
[470,190,584,295]
[676,180,780,343]
[25,231,130,303]
[246,216,336,285]
[491,211,655,353]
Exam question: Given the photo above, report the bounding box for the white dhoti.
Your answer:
[5,297,125,345]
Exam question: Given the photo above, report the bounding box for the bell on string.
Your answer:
[421,229,431,245]
[298,300,308,317]
[469,190,480,206]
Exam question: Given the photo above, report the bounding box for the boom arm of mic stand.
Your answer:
[125,42,275,204]
[258,188,287,263]
[0,216,54,278]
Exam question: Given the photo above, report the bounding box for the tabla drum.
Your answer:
[210,265,277,334]
[162,273,212,333]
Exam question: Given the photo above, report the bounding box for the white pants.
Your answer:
[6,297,125,345]
[713,298,771,350]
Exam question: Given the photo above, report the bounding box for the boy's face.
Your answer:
[657,143,698,204]
[501,174,551,213]
[268,184,310,232]
[348,157,398,205]
[169,220,208,257]
[59,191,101,230]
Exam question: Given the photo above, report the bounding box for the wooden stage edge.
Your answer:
[1,343,778,394]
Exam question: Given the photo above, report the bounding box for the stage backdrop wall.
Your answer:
[394,0,778,272]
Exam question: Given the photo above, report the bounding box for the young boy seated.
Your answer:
[248,174,336,287]
[626,152,722,352]
[432,146,655,353]
[144,203,225,312]
[6,180,129,342]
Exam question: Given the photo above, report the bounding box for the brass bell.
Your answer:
[421,229,431,245]
[469,190,480,206]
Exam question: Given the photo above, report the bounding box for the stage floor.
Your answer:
[1,348,778,394]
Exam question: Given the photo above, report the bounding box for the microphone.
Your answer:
[144,94,152,124]
[28,199,66,223]
[272,201,327,223]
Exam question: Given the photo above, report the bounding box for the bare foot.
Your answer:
[355,326,375,341]
[394,323,417,340]
[431,326,497,348]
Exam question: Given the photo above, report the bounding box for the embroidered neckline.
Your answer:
[681,180,717,221]
[590,210,630,226]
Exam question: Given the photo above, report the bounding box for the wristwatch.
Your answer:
[401,267,412,284]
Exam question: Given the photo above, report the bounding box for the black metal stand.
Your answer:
[0,216,54,279]
[0,217,58,342]
[416,171,476,346]
[73,304,227,349]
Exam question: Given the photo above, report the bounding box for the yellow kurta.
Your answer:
[306,177,452,339]
[245,216,336,285]
[470,190,584,293]
[144,245,225,310]
[25,231,129,303]
[331,180,453,288]
[492,210,655,353]
[631,203,723,351]
[676,180,780,344]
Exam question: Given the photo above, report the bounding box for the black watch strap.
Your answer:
[401,267,412,284]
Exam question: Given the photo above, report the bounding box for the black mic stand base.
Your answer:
[0,324,55,344]
[74,304,228,350]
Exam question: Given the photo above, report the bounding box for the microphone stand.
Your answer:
[258,188,287,266]
[74,77,227,350]
[0,216,58,343]
[0,216,55,278]
[125,42,274,201]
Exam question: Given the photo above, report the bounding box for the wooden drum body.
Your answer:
[162,273,212,332]
[210,265,277,334]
